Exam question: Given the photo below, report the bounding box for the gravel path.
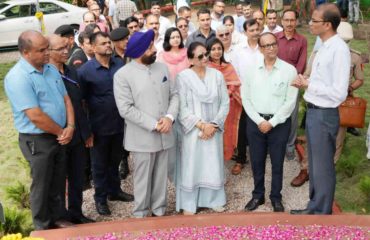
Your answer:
[82,155,309,222]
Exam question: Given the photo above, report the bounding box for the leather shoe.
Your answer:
[291,169,309,187]
[244,198,265,211]
[96,202,111,215]
[70,215,95,224]
[231,163,244,175]
[290,208,313,215]
[347,127,360,136]
[108,191,134,202]
[52,219,74,228]
[271,201,285,212]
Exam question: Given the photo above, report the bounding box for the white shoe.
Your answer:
[212,206,225,213]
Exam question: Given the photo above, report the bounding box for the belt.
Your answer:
[306,102,335,110]
[259,113,274,120]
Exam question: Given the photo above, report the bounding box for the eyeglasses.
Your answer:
[49,46,69,52]
[177,24,188,29]
[196,53,209,61]
[260,42,277,49]
[218,32,230,38]
[310,19,327,23]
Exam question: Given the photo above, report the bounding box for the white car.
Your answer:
[0,0,86,47]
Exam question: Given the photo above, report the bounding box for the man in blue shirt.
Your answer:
[4,30,75,230]
[78,32,134,216]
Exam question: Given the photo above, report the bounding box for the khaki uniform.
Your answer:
[300,49,364,170]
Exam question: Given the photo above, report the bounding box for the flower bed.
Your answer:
[71,225,370,240]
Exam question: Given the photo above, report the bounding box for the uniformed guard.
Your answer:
[290,21,364,187]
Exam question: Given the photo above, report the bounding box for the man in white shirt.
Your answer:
[146,14,164,53]
[291,3,350,215]
[230,18,263,176]
[150,1,172,37]
[211,0,225,30]
[262,9,283,34]
[232,1,244,23]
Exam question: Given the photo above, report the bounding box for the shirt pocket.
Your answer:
[272,81,286,97]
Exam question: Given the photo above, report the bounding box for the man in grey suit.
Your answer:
[113,29,179,218]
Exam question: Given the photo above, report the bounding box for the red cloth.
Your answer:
[208,61,242,160]
[275,31,307,74]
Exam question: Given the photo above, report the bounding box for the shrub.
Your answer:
[5,182,30,209]
[359,176,370,200]
[336,153,364,178]
[0,207,31,236]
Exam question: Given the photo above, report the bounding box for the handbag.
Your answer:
[339,96,367,128]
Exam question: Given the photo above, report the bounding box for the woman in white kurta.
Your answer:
[175,42,230,215]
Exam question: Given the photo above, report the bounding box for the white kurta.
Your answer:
[175,68,229,213]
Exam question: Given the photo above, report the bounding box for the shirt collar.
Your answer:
[241,40,259,50]
[322,34,339,48]
[92,57,116,69]
[257,57,281,70]
[20,57,50,74]
[277,31,299,40]
[195,29,216,38]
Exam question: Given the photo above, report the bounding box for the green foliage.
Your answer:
[0,207,32,236]
[359,176,370,199]
[336,154,364,178]
[5,182,30,209]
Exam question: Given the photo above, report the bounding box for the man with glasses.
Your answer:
[241,32,298,212]
[48,34,95,224]
[291,3,350,215]
[263,9,283,34]
[276,9,307,165]
[230,19,262,176]
[211,0,226,30]
[186,8,216,48]
[177,6,196,34]
[78,32,134,216]
[4,30,75,229]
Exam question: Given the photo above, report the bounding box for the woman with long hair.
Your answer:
[223,15,245,46]
[176,42,229,215]
[157,27,190,80]
[207,38,242,161]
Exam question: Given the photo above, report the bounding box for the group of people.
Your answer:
[4,0,363,231]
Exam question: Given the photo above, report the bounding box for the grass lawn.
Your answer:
[0,28,369,219]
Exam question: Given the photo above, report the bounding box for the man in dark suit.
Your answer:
[49,34,95,224]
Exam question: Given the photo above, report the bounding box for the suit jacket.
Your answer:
[62,65,91,146]
[113,61,179,152]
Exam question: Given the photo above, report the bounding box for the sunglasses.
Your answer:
[177,24,189,29]
[196,53,209,61]
[218,32,230,38]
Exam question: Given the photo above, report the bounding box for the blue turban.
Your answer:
[125,30,155,58]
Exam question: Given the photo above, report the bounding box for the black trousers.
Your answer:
[246,116,291,202]
[61,141,88,219]
[90,133,123,204]
[19,133,66,230]
[236,109,248,164]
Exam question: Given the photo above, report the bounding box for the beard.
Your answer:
[141,52,157,65]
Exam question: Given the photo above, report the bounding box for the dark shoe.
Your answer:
[108,191,134,202]
[53,219,74,228]
[291,169,309,187]
[271,201,285,212]
[290,208,313,215]
[70,215,95,224]
[347,127,360,136]
[96,202,111,215]
[231,163,244,175]
[286,150,296,161]
[119,158,130,180]
[244,198,265,211]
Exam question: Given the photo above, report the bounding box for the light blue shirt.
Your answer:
[236,16,246,33]
[5,58,67,134]
[241,57,298,127]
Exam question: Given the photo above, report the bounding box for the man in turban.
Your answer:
[113,30,179,218]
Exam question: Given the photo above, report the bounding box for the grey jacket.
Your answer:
[114,60,179,152]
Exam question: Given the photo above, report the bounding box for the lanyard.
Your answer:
[61,74,80,88]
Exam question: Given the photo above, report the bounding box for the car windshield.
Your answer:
[0,3,9,11]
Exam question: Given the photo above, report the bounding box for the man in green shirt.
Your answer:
[241,32,298,212]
